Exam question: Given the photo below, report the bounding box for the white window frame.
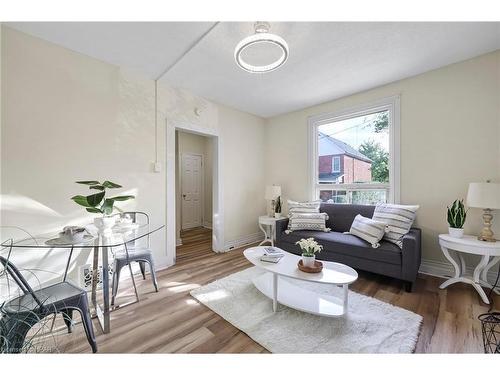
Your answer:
[307,95,400,204]
[332,156,341,173]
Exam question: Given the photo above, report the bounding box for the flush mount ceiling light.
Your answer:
[234,22,289,73]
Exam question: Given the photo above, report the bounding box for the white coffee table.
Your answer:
[243,246,358,317]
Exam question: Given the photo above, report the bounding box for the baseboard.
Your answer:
[222,232,264,252]
[176,237,183,246]
[203,221,212,229]
[419,259,500,285]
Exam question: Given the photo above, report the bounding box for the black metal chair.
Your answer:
[0,253,97,353]
[111,212,159,306]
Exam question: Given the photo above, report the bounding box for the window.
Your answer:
[308,96,400,205]
[332,156,340,173]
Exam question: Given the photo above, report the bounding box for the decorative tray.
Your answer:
[297,259,323,273]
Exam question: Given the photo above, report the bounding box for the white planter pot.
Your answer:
[448,227,464,238]
[274,213,281,219]
[302,254,316,267]
[94,216,116,234]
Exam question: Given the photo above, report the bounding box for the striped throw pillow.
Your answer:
[372,203,419,248]
[286,212,331,233]
[348,214,388,248]
[287,200,321,216]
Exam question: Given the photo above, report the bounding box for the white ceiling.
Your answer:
[7,22,500,118]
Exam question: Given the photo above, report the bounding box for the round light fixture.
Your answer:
[234,22,289,73]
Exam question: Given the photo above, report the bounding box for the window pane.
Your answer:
[351,190,387,205]
[319,190,347,204]
[318,110,389,185]
[319,189,387,205]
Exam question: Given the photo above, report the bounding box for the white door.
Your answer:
[181,154,203,230]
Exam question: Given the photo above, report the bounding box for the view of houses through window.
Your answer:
[317,109,390,205]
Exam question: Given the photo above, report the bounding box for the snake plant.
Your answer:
[447,199,467,229]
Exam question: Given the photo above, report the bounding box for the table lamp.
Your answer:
[466,182,500,242]
[265,185,281,217]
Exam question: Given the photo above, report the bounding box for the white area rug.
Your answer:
[190,267,422,353]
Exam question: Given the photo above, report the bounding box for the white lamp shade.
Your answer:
[265,185,281,200]
[466,182,500,209]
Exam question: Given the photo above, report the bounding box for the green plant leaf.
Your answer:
[86,191,105,207]
[76,180,100,185]
[447,199,467,228]
[72,192,105,208]
[71,195,93,208]
[89,185,106,191]
[86,207,103,214]
[102,181,122,189]
[101,199,115,215]
[108,195,135,201]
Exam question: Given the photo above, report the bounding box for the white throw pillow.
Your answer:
[286,212,331,233]
[372,203,419,248]
[287,200,321,216]
[348,214,388,248]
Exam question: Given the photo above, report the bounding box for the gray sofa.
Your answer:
[275,203,421,292]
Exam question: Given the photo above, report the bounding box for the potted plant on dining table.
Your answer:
[71,180,135,233]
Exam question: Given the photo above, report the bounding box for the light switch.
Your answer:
[153,162,162,173]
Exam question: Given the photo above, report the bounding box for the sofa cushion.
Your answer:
[280,230,402,265]
[287,212,331,232]
[372,203,419,248]
[288,200,321,216]
[320,204,375,233]
[348,214,388,248]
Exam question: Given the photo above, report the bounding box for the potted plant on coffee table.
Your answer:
[71,180,135,233]
[296,237,322,267]
[447,198,467,238]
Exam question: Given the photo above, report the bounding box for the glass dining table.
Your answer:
[0,221,164,334]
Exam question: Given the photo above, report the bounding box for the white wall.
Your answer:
[0,27,168,287]
[218,104,267,243]
[0,23,2,223]
[0,27,267,288]
[264,50,500,264]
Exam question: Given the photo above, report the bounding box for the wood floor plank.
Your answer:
[31,227,492,353]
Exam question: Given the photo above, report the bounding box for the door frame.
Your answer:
[180,152,204,230]
[166,119,224,266]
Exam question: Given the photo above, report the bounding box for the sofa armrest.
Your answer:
[275,218,289,243]
[401,227,422,283]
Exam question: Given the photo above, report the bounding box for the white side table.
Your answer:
[438,234,500,304]
[258,215,282,247]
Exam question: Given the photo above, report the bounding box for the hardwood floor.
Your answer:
[45,227,497,353]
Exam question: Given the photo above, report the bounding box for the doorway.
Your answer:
[174,129,215,260]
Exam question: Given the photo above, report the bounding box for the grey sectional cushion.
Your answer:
[281,230,402,265]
